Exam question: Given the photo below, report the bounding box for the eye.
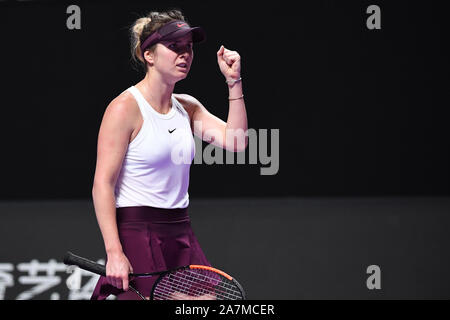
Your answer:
[167,42,193,51]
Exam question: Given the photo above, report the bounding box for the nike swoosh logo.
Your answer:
[177,23,187,28]
[168,128,176,134]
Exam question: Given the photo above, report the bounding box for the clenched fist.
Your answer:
[217,45,241,81]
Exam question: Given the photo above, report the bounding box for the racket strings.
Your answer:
[176,269,242,298]
[152,269,243,300]
[153,277,240,300]
[154,271,241,300]
[153,278,241,300]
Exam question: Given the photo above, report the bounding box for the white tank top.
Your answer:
[114,86,195,209]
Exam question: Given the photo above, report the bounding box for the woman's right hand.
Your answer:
[105,251,133,291]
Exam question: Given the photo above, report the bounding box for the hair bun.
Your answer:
[132,17,151,37]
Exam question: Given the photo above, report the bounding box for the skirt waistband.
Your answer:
[116,206,189,224]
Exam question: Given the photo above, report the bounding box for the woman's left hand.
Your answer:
[217,45,241,81]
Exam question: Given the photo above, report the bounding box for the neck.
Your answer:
[137,72,175,114]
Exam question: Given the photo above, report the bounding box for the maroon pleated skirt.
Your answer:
[90,206,210,300]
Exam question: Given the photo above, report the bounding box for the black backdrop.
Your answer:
[0,0,448,200]
[0,0,450,301]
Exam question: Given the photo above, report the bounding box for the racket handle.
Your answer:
[64,251,106,276]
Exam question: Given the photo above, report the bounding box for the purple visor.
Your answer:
[140,20,206,58]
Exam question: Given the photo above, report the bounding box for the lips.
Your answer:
[177,63,188,68]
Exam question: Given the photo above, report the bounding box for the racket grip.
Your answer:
[64,251,106,276]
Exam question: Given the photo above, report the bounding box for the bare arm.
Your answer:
[177,91,248,152]
[225,80,247,134]
[91,94,136,290]
[176,46,248,152]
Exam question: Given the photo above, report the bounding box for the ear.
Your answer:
[143,50,155,66]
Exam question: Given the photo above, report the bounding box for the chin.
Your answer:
[176,72,189,81]
[167,74,188,85]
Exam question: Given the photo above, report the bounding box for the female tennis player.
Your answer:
[90,9,248,300]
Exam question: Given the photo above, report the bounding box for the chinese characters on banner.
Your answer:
[0,259,114,300]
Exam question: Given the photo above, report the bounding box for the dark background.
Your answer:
[0,0,449,300]
[0,0,448,199]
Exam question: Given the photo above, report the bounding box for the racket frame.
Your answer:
[63,251,246,300]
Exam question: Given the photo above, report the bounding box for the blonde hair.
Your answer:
[130,9,186,73]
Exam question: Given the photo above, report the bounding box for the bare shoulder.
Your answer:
[173,93,203,119]
[173,93,200,104]
[108,90,139,114]
[103,90,141,127]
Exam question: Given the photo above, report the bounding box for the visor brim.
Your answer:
[163,26,206,43]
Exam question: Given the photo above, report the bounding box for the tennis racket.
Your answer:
[63,251,246,300]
